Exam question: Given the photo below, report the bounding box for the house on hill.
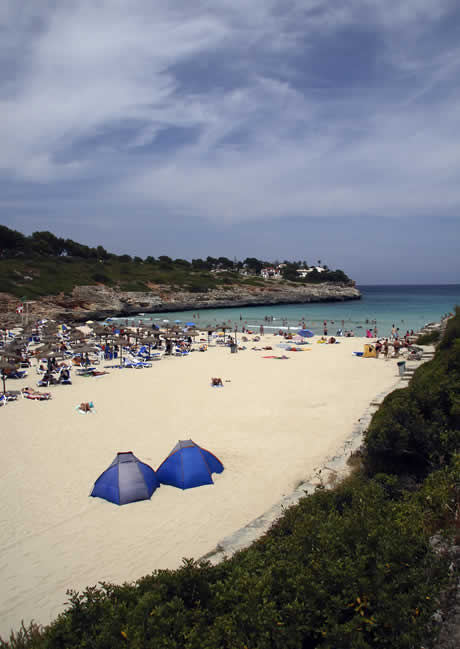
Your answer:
[296,266,325,278]
[261,267,281,279]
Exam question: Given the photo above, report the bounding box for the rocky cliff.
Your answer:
[0,282,360,323]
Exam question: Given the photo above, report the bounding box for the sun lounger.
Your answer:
[6,370,28,379]
[149,352,163,361]
[123,358,152,368]
[76,366,97,375]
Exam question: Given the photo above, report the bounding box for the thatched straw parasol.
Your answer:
[73,344,100,354]
[0,357,19,394]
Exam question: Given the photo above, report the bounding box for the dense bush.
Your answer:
[2,468,455,649]
[92,272,110,284]
[364,313,460,478]
[417,330,440,345]
[439,306,460,350]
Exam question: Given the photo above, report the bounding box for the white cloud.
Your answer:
[0,0,459,229]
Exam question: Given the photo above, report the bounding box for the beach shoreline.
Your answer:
[0,331,429,636]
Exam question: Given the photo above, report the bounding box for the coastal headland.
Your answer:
[0,282,360,323]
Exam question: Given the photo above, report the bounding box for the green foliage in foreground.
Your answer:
[2,314,460,649]
[364,308,460,478]
[1,463,458,649]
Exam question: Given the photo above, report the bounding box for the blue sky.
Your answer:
[1,1,460,283]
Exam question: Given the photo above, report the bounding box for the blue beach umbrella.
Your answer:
[185,322,195,327]
[297,329,314,338]
[90,452,160,505]
[156,440,224,490]
[175,319,182,323]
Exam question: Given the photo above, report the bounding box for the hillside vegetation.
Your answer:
[2,312,459,648]
[0,226,352,299]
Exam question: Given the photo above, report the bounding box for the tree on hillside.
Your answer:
[174,258,191,268]
[63,238,93,258]
[191,258,208,270]
[96,245,110,260]
[244,257,263,274]
[217,256,234,270]
[31,231,65,256]
[158,255,173,270]
[0,225,28,255]
[282,263,300,281]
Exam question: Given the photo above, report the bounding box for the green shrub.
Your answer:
[439,306,460,350]
[4,471,453,649]
[92,272,110,284]
[365,310,460,478]
[416,330,440,345]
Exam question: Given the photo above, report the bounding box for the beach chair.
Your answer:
[150,351,164,361]
[123,357,152,368]
[7,370,28,380]
[58,369,72,385]
[76,366,97,376]
[175,347,190,357]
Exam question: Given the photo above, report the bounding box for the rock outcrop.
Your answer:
[0,282,360,323]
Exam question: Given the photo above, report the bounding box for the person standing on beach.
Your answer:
[383,339,389,359]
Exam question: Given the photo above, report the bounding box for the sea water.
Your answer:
[108,285,460,337]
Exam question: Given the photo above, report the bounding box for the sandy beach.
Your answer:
[0,333,405,636]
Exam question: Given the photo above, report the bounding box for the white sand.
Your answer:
[0,335,402,635]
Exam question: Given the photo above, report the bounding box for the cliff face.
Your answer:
[0,283,360,322]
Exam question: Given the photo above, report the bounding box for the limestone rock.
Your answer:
[0,283,360,322]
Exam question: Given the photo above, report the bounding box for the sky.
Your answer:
[1,1,460,284]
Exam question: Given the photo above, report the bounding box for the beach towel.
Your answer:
[262,355,289,359]
[75,401,95,414]
[22,391,52,401]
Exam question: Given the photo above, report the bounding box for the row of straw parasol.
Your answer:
[0,317,235,393]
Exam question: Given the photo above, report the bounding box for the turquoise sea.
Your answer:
[109,285,460,337]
